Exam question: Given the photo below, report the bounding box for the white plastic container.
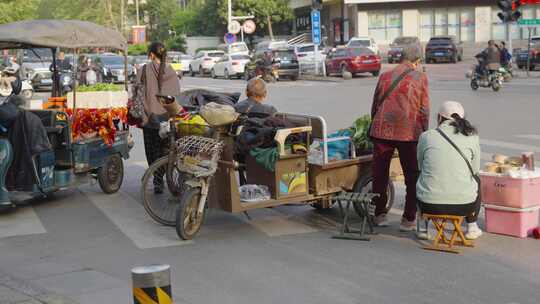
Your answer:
[66,91,128,109]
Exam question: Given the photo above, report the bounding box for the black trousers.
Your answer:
[143,127,169,187]
[419,199,481,224]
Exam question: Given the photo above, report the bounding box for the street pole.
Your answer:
[228,0,232,27]
[135,0,140,26]
[241,27,244,42]
[120,0,125,34]
[507,22,512,61]
[527,27,532,77]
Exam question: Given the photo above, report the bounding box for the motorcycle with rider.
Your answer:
[470,40,505,92]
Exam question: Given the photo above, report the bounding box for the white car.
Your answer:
[211,54,251,79]
[347,37,379,55]
[179,55,193,74]
[294,43,326,63]
[189,50,225,76]
[217,42,250,56]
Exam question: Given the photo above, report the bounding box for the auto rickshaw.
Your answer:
[0,20,132,211]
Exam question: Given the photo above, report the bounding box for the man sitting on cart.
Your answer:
[234,78,277,118]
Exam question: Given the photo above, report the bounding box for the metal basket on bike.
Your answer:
[175,135,224,178]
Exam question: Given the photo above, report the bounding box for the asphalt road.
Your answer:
[1,62,540,304]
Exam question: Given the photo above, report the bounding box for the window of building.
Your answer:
[419,8,475,42]
[460,9,475,42]
[368,10,402,44]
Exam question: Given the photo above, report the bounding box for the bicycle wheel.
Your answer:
[141,156,189,226]
[352,174,395,217]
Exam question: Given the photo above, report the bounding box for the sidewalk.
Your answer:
[0,271,78,304]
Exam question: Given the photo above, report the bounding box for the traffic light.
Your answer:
[312,0,323,10]
[497,0,522,22]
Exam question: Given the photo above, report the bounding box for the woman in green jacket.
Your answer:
[416,101,482,240]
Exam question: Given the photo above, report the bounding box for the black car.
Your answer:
[271,48,299,80]
[95,55,135,83]
[387,36,422,64]
[425,36,463,63]
[515,44,540,71]
[248,48,299,81]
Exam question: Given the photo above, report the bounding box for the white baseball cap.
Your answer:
[438,101,465,120]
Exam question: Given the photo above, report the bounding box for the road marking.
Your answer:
[81,188,192,249]
[242,208,318,237]
[481,139,540,153]
[515,134,540,141]
[0,206,46,239]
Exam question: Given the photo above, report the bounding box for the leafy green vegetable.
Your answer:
[350,115,373,153]
[77,84,125,92]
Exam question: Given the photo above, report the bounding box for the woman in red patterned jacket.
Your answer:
[370,44,430,232]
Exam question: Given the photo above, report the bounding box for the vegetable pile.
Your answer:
[350,115,373,154]
[77,83,124,92]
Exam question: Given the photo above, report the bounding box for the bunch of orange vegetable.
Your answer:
[67,108,127,146]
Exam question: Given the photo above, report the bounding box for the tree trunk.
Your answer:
[266,15,274,40]
[105,0,118,30]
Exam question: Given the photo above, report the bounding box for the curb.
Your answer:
[299,75,343,83]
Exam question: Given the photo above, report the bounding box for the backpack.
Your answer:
[127,64,147,126]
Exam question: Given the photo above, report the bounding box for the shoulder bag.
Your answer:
[436,128,481,204]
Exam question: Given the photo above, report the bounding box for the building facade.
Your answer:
[292,0,540,46]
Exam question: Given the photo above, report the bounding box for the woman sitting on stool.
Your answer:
[416,101,482,240]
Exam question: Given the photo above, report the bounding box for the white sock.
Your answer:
[467,222,479,231]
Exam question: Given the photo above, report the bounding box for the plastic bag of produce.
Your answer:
[200,102,239,126]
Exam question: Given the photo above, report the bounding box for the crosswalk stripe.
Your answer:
[242,208,318,237]
[81,188,192,249]
[481,139,540,153]
[515,134,540,140]
[0,206,46,239]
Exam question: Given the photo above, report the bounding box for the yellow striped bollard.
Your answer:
[132,264,173,304]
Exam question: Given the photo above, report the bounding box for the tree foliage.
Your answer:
[0,0,41,24]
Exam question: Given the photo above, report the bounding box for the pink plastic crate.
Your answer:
[484,204,540,238]
[480,174,540,208]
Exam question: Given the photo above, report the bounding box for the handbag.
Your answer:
[369,67,414,138]
[436,128,481,204]
[127,64,147,126]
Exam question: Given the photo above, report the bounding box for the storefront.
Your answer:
[343,0,540,45]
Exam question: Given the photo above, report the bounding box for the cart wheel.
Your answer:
[352,174,395,217]
[176,187,205,240]
[98,154,123,194]
[141,156,186,226]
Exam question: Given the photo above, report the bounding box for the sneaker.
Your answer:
[465,223,483,240]
[399,218,416,232]
[374,214,389,227]
[416,220,429,240]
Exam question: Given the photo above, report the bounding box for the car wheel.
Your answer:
[518,65,524,70]
[199,68,205,77]
[290,74,298,81]
[211,69,216,79]
[224,69,230,80]
[371,71,380,77]
[341,65,352,80]
[21,89,33,100]
[529,65,535,71]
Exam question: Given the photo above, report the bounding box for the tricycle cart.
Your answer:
[141,107,394,240]
[0,20,132,211]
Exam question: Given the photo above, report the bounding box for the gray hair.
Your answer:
[246,78,267,99]
[401,44,422,62]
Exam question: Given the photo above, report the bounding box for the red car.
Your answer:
[325,47,381,77]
